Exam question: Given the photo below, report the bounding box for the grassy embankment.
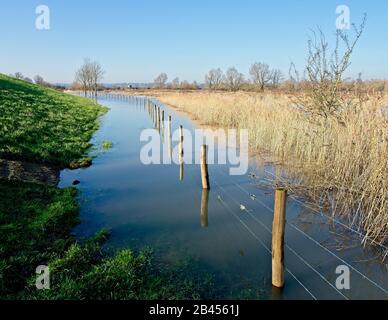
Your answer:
[152,90,387,253]
[0,74,108,168]
[0,75,213,299]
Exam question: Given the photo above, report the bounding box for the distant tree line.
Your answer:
[205,63,284,91]
[10,72,65,90]
[153,73,200,90]
[151,62,285,92]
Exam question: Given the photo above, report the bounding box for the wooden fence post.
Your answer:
[200,145,210,189]
[272,188,287,288]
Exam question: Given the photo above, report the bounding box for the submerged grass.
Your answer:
[101,140,113,150]
[156,91,388,253]
[0,181,215,300]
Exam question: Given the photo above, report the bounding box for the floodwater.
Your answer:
[60,94,387,300]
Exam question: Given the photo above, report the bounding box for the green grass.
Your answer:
[0,74,107,167]
[0,181,79,297]
[0,181,214,300]
[24,237,214,300]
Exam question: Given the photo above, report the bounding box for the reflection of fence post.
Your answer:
[168,116,172,159]
[179,158,184,181]
[200,189,209,227]
[179,125,184,181]
[161,110,165,142]
[200,145,210,189]
[179,125,184,156]
[272,188,287,288]
[157,107,160,130]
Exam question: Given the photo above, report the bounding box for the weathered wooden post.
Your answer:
[272,188,287,288]
[200,145,210,189]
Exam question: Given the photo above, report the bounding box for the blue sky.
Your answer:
[1,0,387,83]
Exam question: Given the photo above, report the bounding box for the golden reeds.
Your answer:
[156,91,387,254]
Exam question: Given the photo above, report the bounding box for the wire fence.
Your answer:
[212,169,388,299]
[100,93,387,299]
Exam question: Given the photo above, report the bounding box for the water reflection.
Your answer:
[179,153,184,181]
[179,125,184,181]
[200,189,209,227]
[271,286,284,300]
[167,116,172,159]
[64,93,388,300]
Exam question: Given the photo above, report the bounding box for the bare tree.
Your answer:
[171,77,180,89]
[89,61,104,98]
[271,69,284,88]
[180,80,190,89]
[293,16,366,121]
[205,68,223,89]
[249,62,272,91]
[154,73,168,88]
[75,59,92,97]
[34,75,45,85]
[224,67,244,91]
[75,58,104,98]
[14,72,24,80]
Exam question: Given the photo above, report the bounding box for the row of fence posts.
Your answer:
[90,93,287,289]
[145,96,287,290]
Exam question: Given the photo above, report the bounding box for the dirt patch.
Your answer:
[0,159,59,186]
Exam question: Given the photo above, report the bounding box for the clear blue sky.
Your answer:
[1,0,387,83]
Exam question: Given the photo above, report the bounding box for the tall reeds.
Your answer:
[157,90,387,255]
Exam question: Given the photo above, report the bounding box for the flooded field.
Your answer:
[60,94,387,300]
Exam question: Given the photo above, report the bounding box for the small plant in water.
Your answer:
[101,140,113,150]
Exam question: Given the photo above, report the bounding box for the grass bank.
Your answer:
[0,74,107,167]
[154,90,387,253]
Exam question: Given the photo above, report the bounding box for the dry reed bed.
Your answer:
[156,91,387,255]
